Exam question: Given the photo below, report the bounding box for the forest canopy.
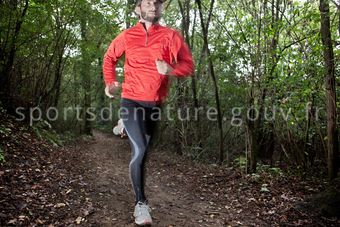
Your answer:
[0,0,339,178]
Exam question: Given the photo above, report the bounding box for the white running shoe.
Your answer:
[134,201,152,226]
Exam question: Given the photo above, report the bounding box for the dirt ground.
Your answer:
[76,131,232,226]
[1,121,339,226]
[57,131,340,226]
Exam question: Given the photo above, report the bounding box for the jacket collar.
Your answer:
[137,21,161,32]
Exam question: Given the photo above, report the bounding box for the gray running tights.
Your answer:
[120,98,160,204]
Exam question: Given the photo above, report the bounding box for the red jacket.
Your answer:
[103,22,194,102]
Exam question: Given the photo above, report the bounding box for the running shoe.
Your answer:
[133,201,152,226]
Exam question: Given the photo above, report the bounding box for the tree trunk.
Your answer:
[177,0,201,151]
[80,17,92,135]
[247,0,264,173]
[195,0,224,164]
[319,0,339,180]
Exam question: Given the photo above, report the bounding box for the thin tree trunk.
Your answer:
[80,16,92,135]
[247,0,263,173]
[178,0,201,149]
[195,0,224,164]
[319,0,339,180]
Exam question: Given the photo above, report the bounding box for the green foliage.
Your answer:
[0,127,11,138]
[0,146,4,164]
[32,120,63,147]
[0,103,5,114]
[234,156,247,169]
[232,157,284,175]
[257,164,283,176]
[1,0,338,172]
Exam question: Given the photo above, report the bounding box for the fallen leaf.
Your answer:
[55,203,66,208]
[280,194,290,201]
[75,216,83,225]
[31,184,41,190]
[18,215,28,221]
[7,219,17,224]
[248,198,257,202]
[260,184,270,192]
[35,219,44,224]
[268,210,275,214]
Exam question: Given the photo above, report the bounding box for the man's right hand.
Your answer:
[104,81,120,99]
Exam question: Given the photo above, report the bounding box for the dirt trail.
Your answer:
[1,115,339,226]
[78,131,228,226]
[67,131,340,227]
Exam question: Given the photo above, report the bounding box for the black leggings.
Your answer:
[120,98,161,204]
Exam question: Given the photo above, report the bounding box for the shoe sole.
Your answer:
[135,220,152,226]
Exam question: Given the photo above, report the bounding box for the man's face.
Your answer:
[138,0,163,23]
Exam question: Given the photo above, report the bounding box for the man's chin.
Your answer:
[142,14,160,23]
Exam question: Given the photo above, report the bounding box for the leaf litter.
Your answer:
[0,112,339,226]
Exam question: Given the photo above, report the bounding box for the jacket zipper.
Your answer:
[141,22,149,46]
[145,31,149,46]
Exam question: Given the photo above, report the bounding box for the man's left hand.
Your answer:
[156,60,174,75]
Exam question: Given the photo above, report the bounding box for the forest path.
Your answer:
[2,126,336,226]
[79,131,230,226]
[69,130,339,227]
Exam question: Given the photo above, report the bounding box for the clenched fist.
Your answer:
[104,81,121,99]
[155,60,174,75]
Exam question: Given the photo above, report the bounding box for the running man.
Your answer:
[102,0,194,225]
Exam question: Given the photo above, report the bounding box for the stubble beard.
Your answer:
[141,11,160,24]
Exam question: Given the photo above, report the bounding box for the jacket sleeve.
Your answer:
[169,31,194,77]
[102,32,126,86]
